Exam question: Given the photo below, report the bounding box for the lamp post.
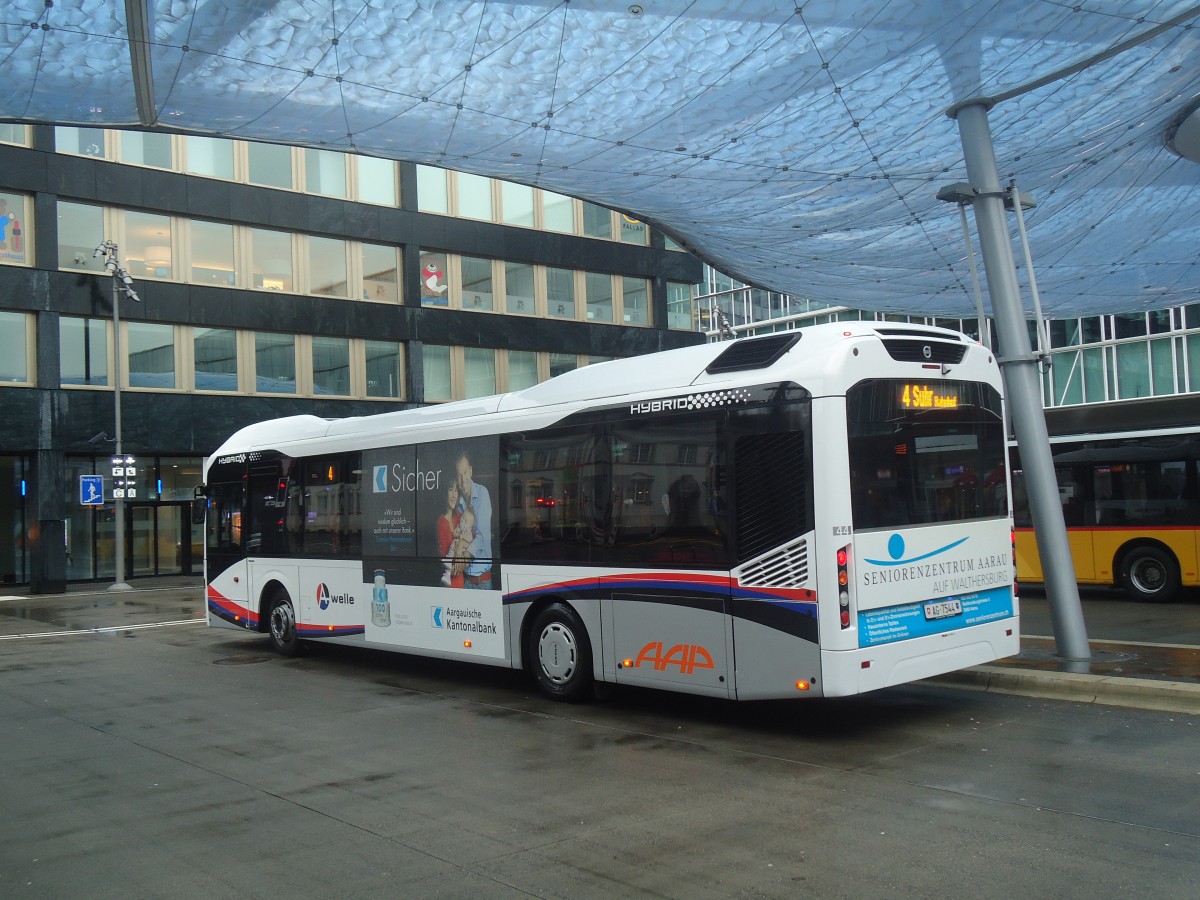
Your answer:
[94,241,141,592]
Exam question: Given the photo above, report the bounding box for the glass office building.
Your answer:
[0,124,702,589]
[694,267,1200,408]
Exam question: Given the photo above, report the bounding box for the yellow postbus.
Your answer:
[1011,423,1200,602]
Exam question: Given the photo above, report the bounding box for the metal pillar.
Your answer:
[950,101,1090,662]
[109,271,132,592]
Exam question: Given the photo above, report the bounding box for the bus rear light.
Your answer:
[861,660,871,669]
[837,544,851,629]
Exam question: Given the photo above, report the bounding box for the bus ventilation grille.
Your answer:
[881,339,967,364]
[736,536,810,589]
[706,333,801,374]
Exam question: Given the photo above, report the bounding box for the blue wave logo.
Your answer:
[865,533,968,566]
[373,465,387,493]
[431,606,443,628]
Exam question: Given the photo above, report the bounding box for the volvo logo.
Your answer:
[922,344,932,360]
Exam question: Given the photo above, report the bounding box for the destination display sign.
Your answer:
[899,383,959,410]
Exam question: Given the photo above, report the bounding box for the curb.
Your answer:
[927,666,1200,715]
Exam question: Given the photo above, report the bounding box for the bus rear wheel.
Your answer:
[527,603,593,703]
[267,592,302,656]
[1118,546,1180,603]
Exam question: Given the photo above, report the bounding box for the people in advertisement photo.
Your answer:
[452,450,493,590]
[437,482,473,588]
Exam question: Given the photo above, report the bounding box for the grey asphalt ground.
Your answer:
[2,578,1198,898]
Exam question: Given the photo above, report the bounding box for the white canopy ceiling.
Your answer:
[4,1,1200,318]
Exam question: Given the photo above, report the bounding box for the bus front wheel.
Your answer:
[1118,546,1180,603]
[268,592,302,656]
[527,603,593,703]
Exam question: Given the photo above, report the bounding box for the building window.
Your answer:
[255,332,297,393]
[307,236,348,297]
[542,190,574,233]
[501,182,535,227]
[123,210,173,279]
[248,142,293,189]
[622,276,650,326]
[423,344,453,401]
[457,172,493,220]
[582,202,612,239]
[0,124,30,146]
[126,323,176,389]
[464,347,497,398]
[365,340,403,398]
[461,255,493,311]
[0,191,31,266]
[547,267,575,319]
[194,328,239,392]
[508,350,539,390]
[250,228,293,292]
[56,126,106,157]
[361,243,399,302]
[57,201,106,272]
[667,281,693,331]
[60,317,108,386]
[505,262,535,315]
[189,220,235,286]
[185,136,235,180]
[416,165,449,214]
[420,250,450,306]
[1150,338,1175,396]
[585,272,613,323]
[0,311,31,384]
[312,336,351,395]
[119,131,173,169]
[304,148,347,198]
[619,215,648,245]
[356,156,397,206]
[549,353,576,378]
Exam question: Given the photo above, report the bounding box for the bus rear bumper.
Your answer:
[821,621,1020,697]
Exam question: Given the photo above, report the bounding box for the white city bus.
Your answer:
[198,323,1018,702]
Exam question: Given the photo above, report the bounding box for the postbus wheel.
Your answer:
[1118,545,1181,603]
[527,603,593,703]
[267,591,302,656]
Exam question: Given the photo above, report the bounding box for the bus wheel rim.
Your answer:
[1131,559,1163,593]
[537,622,577,684]
[271,602,295,642]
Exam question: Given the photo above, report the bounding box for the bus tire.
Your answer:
[1118,545,1180,603]
[267,591,303,656]
[527,603,593,703]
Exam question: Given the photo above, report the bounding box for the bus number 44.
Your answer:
[633,642,714,676]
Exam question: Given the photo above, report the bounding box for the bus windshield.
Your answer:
[847,379,1007,529]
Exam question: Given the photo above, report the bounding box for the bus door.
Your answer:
[245,459,298,623]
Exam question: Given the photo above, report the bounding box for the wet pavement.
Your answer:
[2,577,1198,709]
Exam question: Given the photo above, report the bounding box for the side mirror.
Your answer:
[191,485,207,525]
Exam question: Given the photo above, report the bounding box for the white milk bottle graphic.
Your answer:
[371,569,391,627]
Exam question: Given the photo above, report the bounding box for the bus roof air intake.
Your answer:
[705,334,801,375]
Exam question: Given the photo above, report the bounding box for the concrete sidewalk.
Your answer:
[929,587,1200,714]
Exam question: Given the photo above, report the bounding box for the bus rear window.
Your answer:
[847,379,1007,529]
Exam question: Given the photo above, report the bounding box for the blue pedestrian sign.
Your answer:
[80,474,104,506]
